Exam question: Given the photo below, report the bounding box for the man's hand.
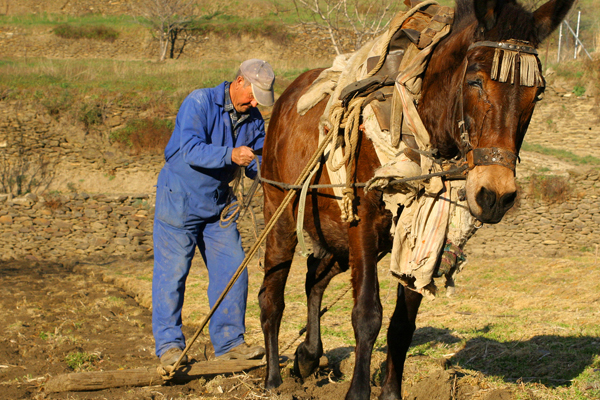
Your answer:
[231,146,255,167]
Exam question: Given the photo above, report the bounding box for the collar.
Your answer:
[223,81,235,113]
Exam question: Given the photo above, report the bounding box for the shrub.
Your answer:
[42,90,72,117]
[527,174,571,203]
[53,24,119,42]
[110,118,173,155]
[79,102,104,131]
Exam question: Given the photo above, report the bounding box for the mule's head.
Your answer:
[423,0,574,223]
[463,0,574,223]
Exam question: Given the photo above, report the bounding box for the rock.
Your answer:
[11,197,33,207]
[24,193,38,202]
[33,218,51,226]
[0,215,13,225]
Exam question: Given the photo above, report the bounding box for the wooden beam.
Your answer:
[44,359,265,393]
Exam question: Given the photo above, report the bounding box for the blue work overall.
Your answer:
[152,82,264,358]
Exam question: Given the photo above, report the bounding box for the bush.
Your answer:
[79,102,104,131]
[110,118,173,155]
[53,24,119,42]
[527,174,571,203]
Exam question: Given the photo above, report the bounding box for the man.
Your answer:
[152,59,275,367]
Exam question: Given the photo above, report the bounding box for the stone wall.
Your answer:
[0,98,164,194]
[465,169,600,257]
[0,192,155,261]
[1,169,599,262]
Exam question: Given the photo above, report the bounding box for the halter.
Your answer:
[455,39,543,172]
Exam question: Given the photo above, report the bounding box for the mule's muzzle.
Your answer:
[475,186,517,223]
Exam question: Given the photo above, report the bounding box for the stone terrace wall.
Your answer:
[0,99,164,194]
[1,169,599,262]
[466,169,600,257]
[0,192,155,261]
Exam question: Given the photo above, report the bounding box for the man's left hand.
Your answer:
[231,146,255,167]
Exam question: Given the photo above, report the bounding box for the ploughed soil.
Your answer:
[0,257,547,400]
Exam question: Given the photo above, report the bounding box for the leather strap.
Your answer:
[470,147,518,171]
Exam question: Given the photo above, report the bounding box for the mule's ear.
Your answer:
[533,0,575,42]
[473,0,516,31]
[474,0,498,31]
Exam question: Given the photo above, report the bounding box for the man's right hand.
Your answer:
[231,146,255,167]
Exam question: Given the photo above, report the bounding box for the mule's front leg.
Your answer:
[380,284,422,400]
[346,225,383,400]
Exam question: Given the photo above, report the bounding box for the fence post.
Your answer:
[574,11,580,59]
[557,22,563,63]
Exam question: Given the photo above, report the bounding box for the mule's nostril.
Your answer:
[476,186,496,210]
[500,191,517,210]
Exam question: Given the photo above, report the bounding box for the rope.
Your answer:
[260,164,467,191]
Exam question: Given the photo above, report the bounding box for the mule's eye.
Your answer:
[467,78,483,89]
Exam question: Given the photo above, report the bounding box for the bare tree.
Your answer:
[292,0,399,54]
[132,0,198,61]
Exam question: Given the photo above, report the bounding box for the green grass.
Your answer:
[0,13,138,27]
[521,142,600,165]
[0,57,323,113]
[64,351,99,370]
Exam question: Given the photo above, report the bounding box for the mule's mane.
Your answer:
[452,0,540,45]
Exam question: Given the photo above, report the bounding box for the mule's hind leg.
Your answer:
[259,207,297,389]
[379,284,423,400]
[346,226,383,400]
[294,251,345,378]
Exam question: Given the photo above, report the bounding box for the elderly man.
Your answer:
[152,59,275,367]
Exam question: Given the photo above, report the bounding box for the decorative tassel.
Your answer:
[520,53,542,87]
[491,48,501,81]
[490,48,543,88]
[498,50,517,84]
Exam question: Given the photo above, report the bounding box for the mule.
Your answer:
[258,0,574,398]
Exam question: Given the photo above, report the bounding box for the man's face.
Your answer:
[230,76,258,113]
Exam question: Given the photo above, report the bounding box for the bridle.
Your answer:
[454,39,543,173]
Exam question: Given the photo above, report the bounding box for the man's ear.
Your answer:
[235,76,245,86]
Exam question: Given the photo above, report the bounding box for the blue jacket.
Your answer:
[155,81,265,223]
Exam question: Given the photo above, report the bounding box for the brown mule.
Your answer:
[259,0,575,398]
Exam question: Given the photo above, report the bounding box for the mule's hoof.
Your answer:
[293,345,321,379]
[265,375,283,390]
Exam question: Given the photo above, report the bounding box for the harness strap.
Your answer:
[296,165,320,257]
[470,147,518,170]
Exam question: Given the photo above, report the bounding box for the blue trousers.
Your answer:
[152,217,248,358]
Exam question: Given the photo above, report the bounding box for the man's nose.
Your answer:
[251,99,258,108]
